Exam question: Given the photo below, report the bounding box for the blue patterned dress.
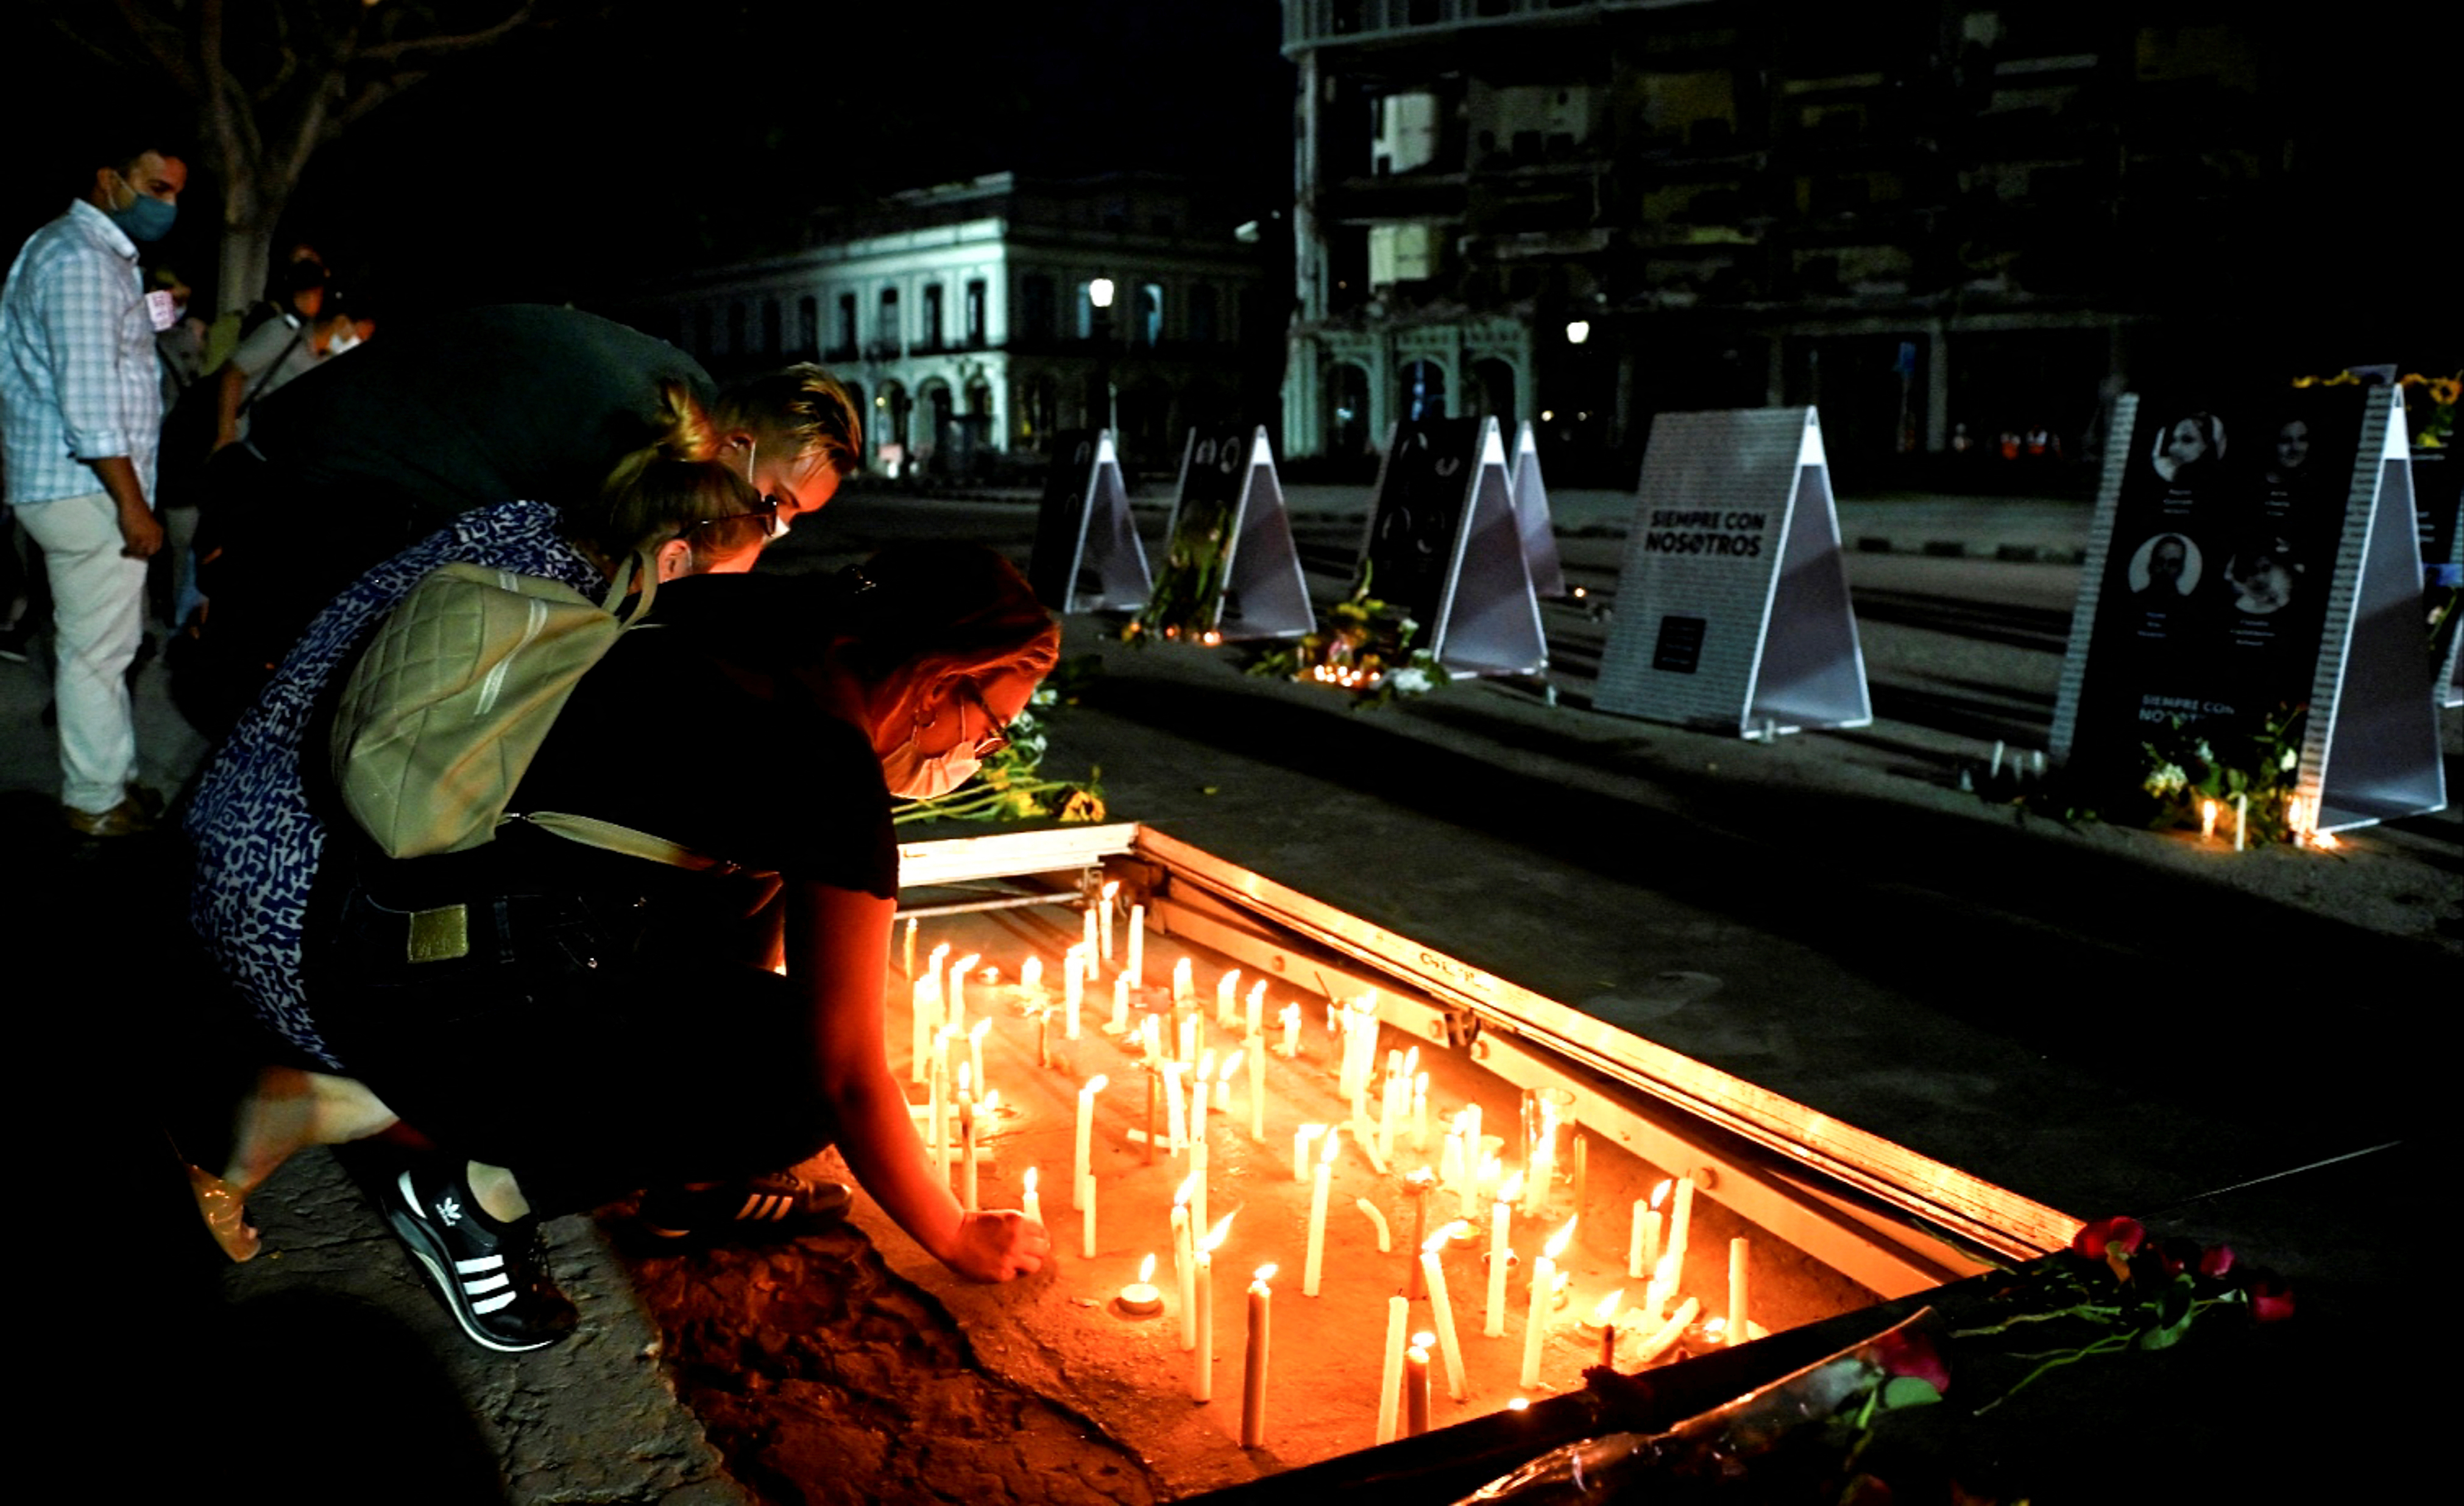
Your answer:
[186,501,604,1066]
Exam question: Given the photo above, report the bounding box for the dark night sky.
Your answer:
[2,1,1295,313]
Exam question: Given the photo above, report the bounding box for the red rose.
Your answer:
[1869,1327,1951,1391]
[2247,1272,2294,1323]
[2198,1244,2236,1279]
[2070,1217,2145,1260]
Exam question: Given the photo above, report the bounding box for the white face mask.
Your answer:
[881,740,981,801]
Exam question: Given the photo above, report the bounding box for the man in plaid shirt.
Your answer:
[1,133,189,836]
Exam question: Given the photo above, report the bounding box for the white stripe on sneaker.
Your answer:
[456,1255,503,1274]
[465,1273,511,1296]
[473,1290,517,1315]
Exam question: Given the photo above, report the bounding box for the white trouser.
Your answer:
[16,490,146,814]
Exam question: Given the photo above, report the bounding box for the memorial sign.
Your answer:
[1142,425,1313,642]
[2050,386,2444,830]
[1509,420,1568,599]
[1594,408,1871,736]
[1028,429,1151,614]
[1356,417,1547,677]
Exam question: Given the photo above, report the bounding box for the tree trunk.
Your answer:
[215,173,275,321]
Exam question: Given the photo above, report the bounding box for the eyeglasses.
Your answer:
[956,679,1012,759]
[680,495,781,539]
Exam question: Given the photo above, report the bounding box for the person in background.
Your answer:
[210,290,371,452]
[0,129,188,836]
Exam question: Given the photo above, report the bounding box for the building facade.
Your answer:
[1281,2,2329,479]
[629,173,1272,475]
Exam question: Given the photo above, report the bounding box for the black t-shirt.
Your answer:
[511,573,898,903]
[246,304,714,528]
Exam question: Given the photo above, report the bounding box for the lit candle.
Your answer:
[1117,1252,1162,1314]
[1729,1237,1749,1345]
[958,1067,979,1211]
[1171,955,1192,1006]
[1217,968,1241,1028]
[1163,1061,1189,1153]
[1294,1122,1324,1183]
[1354,1197,1391,1251]
[2201,799,2218,840]
[1127,903,1145,987]
[1586,1289,1623,1369]
[1404,1335,1432,1437]
[1485,1173,1520,1338]
[1139,1010,1160,1060]
[1521,1217,1576,1388]
[1631,1296,1698,1367]
[1248,1039,1266,1142]
[2234,793,2248,851]
[1080,1170,1098,1257]
[1240,1266,1274,1448]
[1099,880,1119,960]
[1021,1166,1042,1228]
[1278,1003,1301,1058]
[1020,955,1043,995]
[1113,976,1133,1035]
[1668,1176,1696,1279]
[1304,1128,1337,1296]
[1082,905,1099,977]
[1375,1294,1408,1445]
[903,916,918,980]
[1177,1009,1198,1065]
[1072,1075,1105,1209]
[1245,980,1265,1041]
[1421,1223,1470,1400]
[1628,1201,1662,1281]
[929,941,951,989]
[949,953,979,1029]
[1172,1178,1196,1349]
[1192,1214,1231,1402]
[1064,948,1084,1038]
[1643,1250,1676,1327]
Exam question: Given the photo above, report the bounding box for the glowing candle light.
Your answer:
[1587,1289,1624,1368]
[1305,1128,1337,1295]
[1217,968,1241,1028]
[1082,905,1099,977]
[1278,1003,1301,1058]
[1140,1011,1161,1060]
[1422,1222,1470,1400]
[1127,903,1145,987]
[1521,1217,1577,1388]
[1240,1267,1274,1448]
[1486,1172,1521,1337]
[1019,955,1043,995]
[1404,1335,1432,1437]
[1729,1237,1749,1345]
[958,1066,979,1211]
[1375,1294,1409,1444]
[949,953,979,1029]
[903,916,918,980]
[1113,976,1133,1035]
[1099,880,1119,960]
[1021,1166,1042,1228]
[1245,980,1265,1040]
[929,941,951,989]
[1191,1214,1231,1402]
[1064,948,1084,1038]
[2202,799,2218,840]
[1072,1075,1106,1209]
[1117,1252,1162,1314]
[1628,1201,1663,1281]
[1294,1122,1325,1183]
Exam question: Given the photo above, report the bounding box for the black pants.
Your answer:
[306,845,833,1215]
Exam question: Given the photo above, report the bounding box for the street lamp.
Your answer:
[1563,319,1590,345]
[1088,277,1117,434]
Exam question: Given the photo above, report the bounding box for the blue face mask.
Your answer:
[107,176,177,243]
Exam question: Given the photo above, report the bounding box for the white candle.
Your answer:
[904,916,918,980]
[1171,955,1192,1005]
[1375,1294,1408,1445]
[1021,1166,1042,1228]
[1521,1218,1576,1388]
[958,1072,979,1211]
[1217,968,1241,1028]
[1113,976,1132,1034]
[2235,793,2248,851]
[1421,1223,1469,1400]
[1248,1039,1266,1142]
[1278,1003,1301,1058]
[949,953,979,1029]
[1099,880,1119,959]
[1485,1175,1520,1337]
[1304,1131,1336,1296]
[1019,955,1043,994]
[1354,1197,1391,1251]
[1631,1296,1699,1367]
[1163,1062,1189,1153]
[1172,1184,1195,1349]
[1117,1252,1162,1313]
[1245,981,1265,1041]
[1082,903,1099,975]
[1072,1075,1106,1209]
[1192,1214,1232,1402]
[1294,1123,1323,1183]
[1729,1237,1749,1345]
[967,1019,989,1098]
[1241,1267,1273,1448]
[1177,1010,1198,1065]
[1629,1203,1663,1281]
[1080,1170,1098,1257]
[1127,903,1144,987]
[1668,1176,1697,1278]
[1064,949,1084,1038]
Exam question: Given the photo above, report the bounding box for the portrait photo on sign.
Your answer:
[2265,416,2315,488]
[2150,411,2226,486]
[2127,532,2204,597]
[2225,536,2301,616]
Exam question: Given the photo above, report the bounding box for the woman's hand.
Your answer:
[944,1209,1050,1282]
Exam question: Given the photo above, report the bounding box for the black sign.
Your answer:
[1360,419,1481,626]
[1027,430,1150,613]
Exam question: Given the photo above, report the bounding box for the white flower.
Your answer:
[2279,747,2298,772]
[1387,666,1433,695]
[2143,763,2189,797]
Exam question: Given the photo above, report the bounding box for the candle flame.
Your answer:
[1175,1174,1197,1207]
[930,942,951,964]
[1219,1052,1242,1083]
[1202,1213,1235,1251]
[1101,880,1120,900]
[1278,1003,1299,1023]
[982,1090,1000,1114]
[958,1062,971,1093]
[1506,1398,1530,1411]
[954,952,981,973]
[969,1019,990,1042]
[1197,1049,1216,1078]
[1023,1167,1038,1193]
[1139,1253,1156,1284]
[1320,1127,1342,1164]
[1248,981,1266,1005]
[1496,1172,1523,1204]
[1426,1219,1469,1253]
[1651,1179,1673,1209]
[2313,829,2341,851]
[1255,1264,1277,1284]
[1545,1217,1577,1260]
[1590,1289,1623,1323]
[1704,1316,1728,1338]
[1085,1073,1108,1094]
[1412,1330,1435,1349]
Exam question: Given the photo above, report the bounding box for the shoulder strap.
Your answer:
[515,811,751,874]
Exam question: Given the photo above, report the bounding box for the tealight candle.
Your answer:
[1021,1166,1042,1228]
[1421,1223,1470,1400]
[1240,1266,1274,1448]
[1375,1294,1408,1444]
[1118,1252,1163,1315]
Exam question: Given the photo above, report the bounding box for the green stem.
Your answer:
[1974,1332,2134,1416]
[1951,1304,2122,1338]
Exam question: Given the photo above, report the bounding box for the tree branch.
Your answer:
[105,0,202,98]
[355,2,539,66]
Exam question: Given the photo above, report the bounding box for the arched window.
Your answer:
[1401,359,1447,423]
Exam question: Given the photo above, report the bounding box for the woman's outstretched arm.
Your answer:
[787,878,1048,1281]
